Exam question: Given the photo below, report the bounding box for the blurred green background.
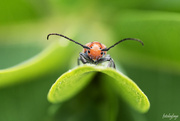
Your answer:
[0,0,180,121]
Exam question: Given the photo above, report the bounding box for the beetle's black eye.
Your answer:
[88,50,90,53]
[101,52,103,55]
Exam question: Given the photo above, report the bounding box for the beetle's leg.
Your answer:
[77,57,81,65]
[78,52,93,65]
[78,53,88,65]
[108,58,115,68]
[97,55,116,68]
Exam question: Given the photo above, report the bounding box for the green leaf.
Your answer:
[0,42,72,88]
[111,10,180,73]
[48,65,150,113]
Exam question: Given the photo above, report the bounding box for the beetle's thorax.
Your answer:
[83,41,107,61]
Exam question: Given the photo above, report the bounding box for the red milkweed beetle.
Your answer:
[47,33,144,68]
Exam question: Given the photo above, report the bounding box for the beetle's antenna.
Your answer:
[47,33,90,49]
[101,38,144,51]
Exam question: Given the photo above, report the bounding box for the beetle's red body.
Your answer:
[84,42,107,60]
